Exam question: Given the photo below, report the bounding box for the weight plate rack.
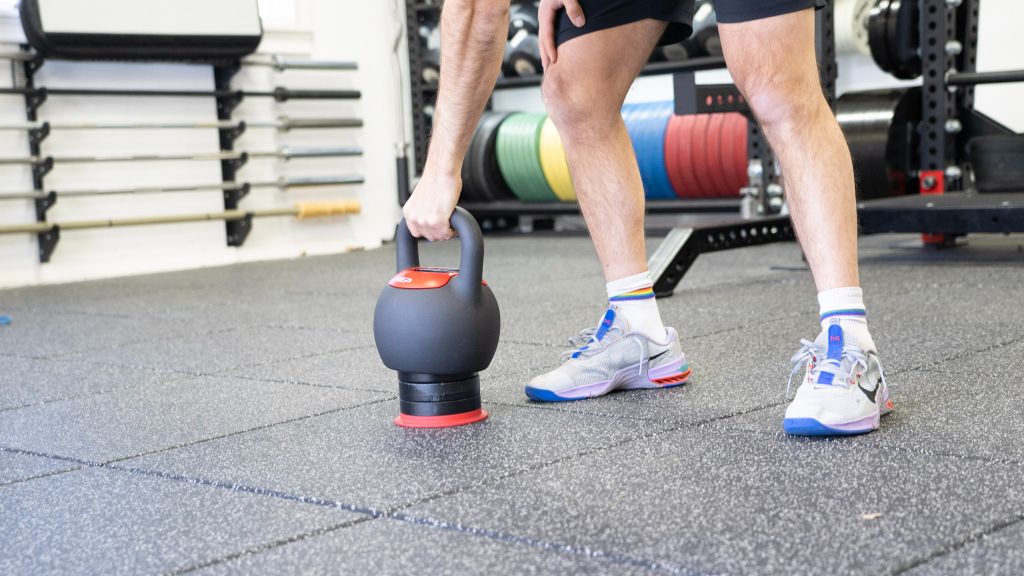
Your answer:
[401,0,749,228]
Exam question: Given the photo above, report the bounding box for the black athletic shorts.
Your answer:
[556,0,827,47]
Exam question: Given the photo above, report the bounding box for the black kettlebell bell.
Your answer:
[373,207,501,428]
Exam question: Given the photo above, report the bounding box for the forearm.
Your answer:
[425,0,509,177]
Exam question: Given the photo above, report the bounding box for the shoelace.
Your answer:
[559,325,649,377]
[786,339,887,397]
[559,325,625,363]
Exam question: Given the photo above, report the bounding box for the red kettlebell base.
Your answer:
[395,408,489,428]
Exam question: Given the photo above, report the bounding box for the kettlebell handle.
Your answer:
[396,207,485,299]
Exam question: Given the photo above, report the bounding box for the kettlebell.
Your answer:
[373,207,501,428]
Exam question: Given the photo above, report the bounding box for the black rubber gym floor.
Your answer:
[1,231,1023,575]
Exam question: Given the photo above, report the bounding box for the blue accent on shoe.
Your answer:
[0,315,10,326]
[571,308,616,359]
[816,371,835,385]
[594,308,615,341]
[524,386,575,403]
[826,324,843,361]
[820,309,866,320]
[783,418,869,436]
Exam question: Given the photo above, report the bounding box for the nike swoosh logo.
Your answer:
[858,378,880,403]
[650,349,671,362]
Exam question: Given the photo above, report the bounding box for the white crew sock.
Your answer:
[606,271,668,344]
[817,286,877,353]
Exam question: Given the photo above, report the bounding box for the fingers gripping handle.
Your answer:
[395,207,485,300]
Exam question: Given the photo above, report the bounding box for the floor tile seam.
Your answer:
[0,372,197,415]
[72,341,377,378]
[481,399,672,423]
[218,342,378,374]
[887,511,1024,575]
[387,512,708,576]
[226,373,393,394]
[0,306,139,320]
[107,395,397,466]
[0,395,394,473]
[0,443,391,518]
[0,351,44,360]
[709,422,1024,466]
[196,343,380,376]
[683,310,809,341]
[168,516,377,575]
[254,322,376,335]
[381,402,793,517]
[0,465,85,489]
[40,326,242,361]
[895,334,1024,375]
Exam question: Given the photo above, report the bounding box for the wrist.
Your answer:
[424,157,463,181]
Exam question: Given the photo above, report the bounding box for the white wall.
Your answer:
[0,0,405,288]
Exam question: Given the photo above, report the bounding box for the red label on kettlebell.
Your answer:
[388,268,487,289]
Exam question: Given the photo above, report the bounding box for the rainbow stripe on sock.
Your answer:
[609,287,655,302]
[820,308,866,320]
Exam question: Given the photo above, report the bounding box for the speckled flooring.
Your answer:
[1,231,1023,575]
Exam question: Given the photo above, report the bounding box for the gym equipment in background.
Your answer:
[0,117,362,132]
[462,112,516,202]
[496,112,557,202]
[0,175,364,203]
[835,0,872,55]
[0,146,363,167]
[502,1,541,77]
[968,136,1024,193]
[0,200,362,253]
[655,0,721,62]
[621,102,676,200]
[241,54,357,71]
[4,40,362,262]
[538,117,576,201]
[0,85,360,103]
[836,88,920,199]
[665,111,747,199]
[420,22,441,85]
[20,0,261,62]
[374,207,500,428]
[867,0,920,79]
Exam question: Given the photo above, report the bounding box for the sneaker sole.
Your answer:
[524,359,691,403]
[783,412,880,436]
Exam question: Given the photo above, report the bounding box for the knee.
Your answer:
[542,65,621,138]
[730,64,824,130]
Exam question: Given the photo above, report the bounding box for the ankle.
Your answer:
[606,271,667,343]
[818,287,876,353]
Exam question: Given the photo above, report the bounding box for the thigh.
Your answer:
[548,18,667,105]
[716,7,819,96]
[713,0,824,24]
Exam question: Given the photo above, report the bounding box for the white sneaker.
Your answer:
[783,323,893,436]
[524,307,691,402]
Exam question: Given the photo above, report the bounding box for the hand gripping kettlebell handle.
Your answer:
[396,207,485,299]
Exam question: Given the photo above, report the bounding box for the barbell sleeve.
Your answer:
[241,55,358,71]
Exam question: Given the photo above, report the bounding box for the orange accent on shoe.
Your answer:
[885,399,895,410]
[650,367,692,386]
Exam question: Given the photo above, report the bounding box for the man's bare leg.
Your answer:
[720,9,891,436]
[719,9,859,291]
[524,18,693,402]
[541,19,667,282]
